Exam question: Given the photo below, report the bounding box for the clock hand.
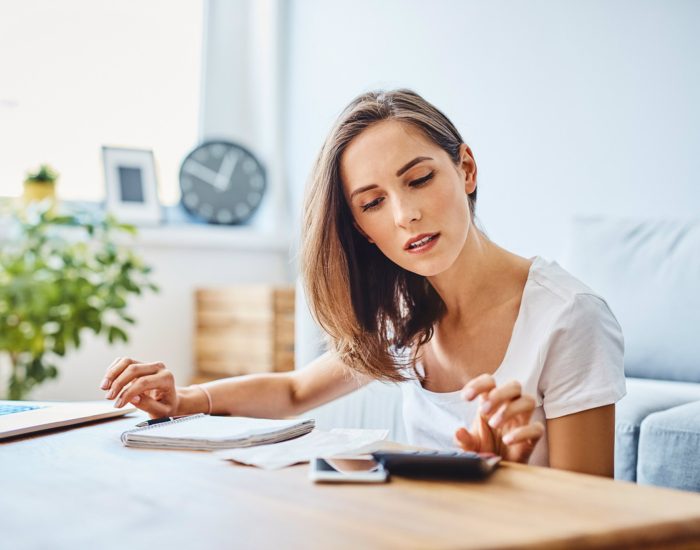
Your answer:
[215,150,241,191]
[182,159,223,188]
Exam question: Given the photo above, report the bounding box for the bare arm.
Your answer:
[546,404,616,477]
[176,351,372,418]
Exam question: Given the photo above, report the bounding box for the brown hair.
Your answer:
[300,89,477,382]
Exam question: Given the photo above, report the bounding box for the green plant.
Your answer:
[0,204,159,399]
[25,164,59,184]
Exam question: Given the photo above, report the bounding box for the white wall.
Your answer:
[284,0,700,263]
[285,0,700,438]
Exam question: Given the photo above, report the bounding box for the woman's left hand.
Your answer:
[453,374,545,463]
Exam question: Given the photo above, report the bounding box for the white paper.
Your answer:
[214,428,389,470]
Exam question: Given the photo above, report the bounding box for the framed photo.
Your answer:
[102,146,162,225]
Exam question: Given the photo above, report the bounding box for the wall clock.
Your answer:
[179,140,266,224]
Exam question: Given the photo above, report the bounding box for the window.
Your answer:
[0,0,203,205]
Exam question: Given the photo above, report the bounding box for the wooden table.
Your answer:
[2,411,700,550]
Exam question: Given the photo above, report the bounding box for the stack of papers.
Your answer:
[215,428,389,469]
[120,413,315,451]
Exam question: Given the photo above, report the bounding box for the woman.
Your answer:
[100,89,625,476]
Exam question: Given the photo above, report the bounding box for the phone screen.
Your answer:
[310,456,388,483]
[315,457,381,473]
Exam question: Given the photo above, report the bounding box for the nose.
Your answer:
[392,194,421,228]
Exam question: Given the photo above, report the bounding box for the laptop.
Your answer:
[0,400,137,440]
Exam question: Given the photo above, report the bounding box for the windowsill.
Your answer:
[0,198,292,252]
[126,224,291,251]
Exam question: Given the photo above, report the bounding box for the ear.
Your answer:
[459,144,478,195]
[353,220,374,243]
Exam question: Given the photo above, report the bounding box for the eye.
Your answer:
[409,171,435,188]
[361,197,384,212]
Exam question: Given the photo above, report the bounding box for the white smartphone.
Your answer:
[308,454,389,483]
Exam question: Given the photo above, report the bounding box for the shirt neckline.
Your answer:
[412,255,541,399]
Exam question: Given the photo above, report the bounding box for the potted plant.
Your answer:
[23,164,59,212]
[0,203,159,400]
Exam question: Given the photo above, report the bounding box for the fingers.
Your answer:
[460,374,496,401]
[480,380,522,416]
[113,371,169,408]
[502,421,545,446]
[462,380,522,418]
[461,376,524,423]
[136,394,172,419]
[453,427,480,452]
[104,361,165,403]
[487,395,536,429]
[459,375,542,460]
[101,357,141,390]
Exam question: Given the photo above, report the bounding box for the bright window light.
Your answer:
[0,0,203,205]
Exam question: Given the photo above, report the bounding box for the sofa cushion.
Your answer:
[637,400,700,492]
[615,378,700,482]
[567,217,700,383]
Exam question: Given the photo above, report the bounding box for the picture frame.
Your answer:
[102,146,162,225]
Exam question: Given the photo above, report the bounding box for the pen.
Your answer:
[135,415,190,428]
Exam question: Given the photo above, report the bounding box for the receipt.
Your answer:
[214,428,389,470]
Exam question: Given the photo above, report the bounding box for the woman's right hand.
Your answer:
[100,357,179,418]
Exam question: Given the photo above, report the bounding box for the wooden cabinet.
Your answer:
[191,286,294,383]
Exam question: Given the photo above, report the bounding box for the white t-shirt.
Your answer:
[400,256,626,466]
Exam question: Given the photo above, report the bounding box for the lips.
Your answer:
[404,232,440,251]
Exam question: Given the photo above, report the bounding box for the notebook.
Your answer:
[120,413,315,451]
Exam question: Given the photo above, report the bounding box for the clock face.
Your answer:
[178,140,266,224]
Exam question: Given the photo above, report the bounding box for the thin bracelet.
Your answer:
[192,384,213,415]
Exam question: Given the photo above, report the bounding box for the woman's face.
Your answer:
[340,120,476,277]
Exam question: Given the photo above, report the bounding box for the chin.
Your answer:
[397,254,457,278]
[410,263,453,278]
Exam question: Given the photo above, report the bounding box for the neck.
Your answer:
[427,227,530,327]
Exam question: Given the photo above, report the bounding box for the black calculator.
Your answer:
[370,450,502,480]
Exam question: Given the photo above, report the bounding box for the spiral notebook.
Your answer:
[120,413,315,451]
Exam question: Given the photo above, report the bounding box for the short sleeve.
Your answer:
[538,293,626,419]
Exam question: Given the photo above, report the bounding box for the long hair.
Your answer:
[300,89,477,382]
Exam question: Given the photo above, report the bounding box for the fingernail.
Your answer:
[106,390,115,399]
[463,388,476,400]
[100,378,110,390]
[114,397,123,408]
[131,395,141,404]
[488,413,502,428]
[503,433,514,444]
[480,400,492,414]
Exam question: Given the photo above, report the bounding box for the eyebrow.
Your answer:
[349,156,433,200]
[396,156,432,177]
